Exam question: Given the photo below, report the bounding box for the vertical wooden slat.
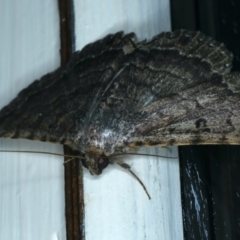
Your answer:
[58,1,85,239]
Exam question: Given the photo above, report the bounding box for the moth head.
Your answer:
[82,150,109,175]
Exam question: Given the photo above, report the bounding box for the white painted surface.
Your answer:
[74,0,183,239]
[0,1,66,240]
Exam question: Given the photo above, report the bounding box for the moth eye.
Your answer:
[81,158,88,169]
[97,155,109,170]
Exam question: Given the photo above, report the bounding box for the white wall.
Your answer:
[0,1,66,240]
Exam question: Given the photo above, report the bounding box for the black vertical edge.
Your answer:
[213,1,240,236]
[170,0,198,31]
[197,0,217,38]
[171,0,240,239]
[216,0,240,71]
[58,1,85,240]
[178,146,214,239]
[225,146,240,238]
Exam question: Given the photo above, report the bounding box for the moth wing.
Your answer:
[1,30,239,152]
[87,30,240,151]
[125,71,240,147]
[0,32,138,147]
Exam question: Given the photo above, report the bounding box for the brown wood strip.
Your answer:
[58,1,85,239]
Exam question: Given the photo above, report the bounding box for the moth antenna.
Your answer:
[64,157,84,164]
[111,152,178,159]
[116,160,151,200]
[0,150,84,161]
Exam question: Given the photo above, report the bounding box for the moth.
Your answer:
[0,29,240,193]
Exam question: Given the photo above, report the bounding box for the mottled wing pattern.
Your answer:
[0,32,137,150]
[1,29,240,155]
[71,30,240,154]
[74,29,240,153]
[121,30,240,147]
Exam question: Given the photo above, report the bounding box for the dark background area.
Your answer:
[171,0,240,239]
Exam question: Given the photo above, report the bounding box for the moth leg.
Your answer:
[115,159,151,199]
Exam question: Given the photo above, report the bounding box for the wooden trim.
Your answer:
[58,1,85,239]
